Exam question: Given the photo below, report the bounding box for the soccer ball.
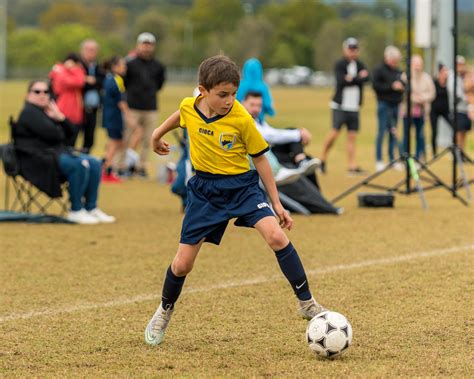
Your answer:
[306,311,352,358]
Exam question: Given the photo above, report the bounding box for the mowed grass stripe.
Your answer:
[1,243,472,323]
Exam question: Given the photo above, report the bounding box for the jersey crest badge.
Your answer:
[219,133,236,151]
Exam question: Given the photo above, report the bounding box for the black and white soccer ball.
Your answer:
[306,311,352,358]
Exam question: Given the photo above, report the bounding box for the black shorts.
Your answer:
[332,109,359,131]
[455,113,472,132]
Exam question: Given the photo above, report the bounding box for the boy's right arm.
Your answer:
[151,110,181,155]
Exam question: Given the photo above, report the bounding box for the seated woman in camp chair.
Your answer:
[14,80,115,224]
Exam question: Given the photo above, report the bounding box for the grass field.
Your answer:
[1,82,473,377]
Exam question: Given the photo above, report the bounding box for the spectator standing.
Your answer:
[101,56,129,183]
[448,55,473,150]
[320,37,369,176]
[123,32,166,178]
[372,46,405,171]
[429,64,450,157]
[401,55,435,162]
[49,53,85,147]
[79,39,105,154]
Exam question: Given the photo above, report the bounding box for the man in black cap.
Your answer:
[320,37,369,176]
[122,32,166,178]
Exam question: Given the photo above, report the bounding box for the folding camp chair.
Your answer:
[1,118,69,217]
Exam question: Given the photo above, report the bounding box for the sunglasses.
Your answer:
[30,89,50,95]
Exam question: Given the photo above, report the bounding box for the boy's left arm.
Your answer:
[252,155,293,230]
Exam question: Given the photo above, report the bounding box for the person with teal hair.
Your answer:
[236,58,275,122]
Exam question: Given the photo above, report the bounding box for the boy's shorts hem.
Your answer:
[179,208,274,246]
[179,170,275,246]
[105,127,123,140]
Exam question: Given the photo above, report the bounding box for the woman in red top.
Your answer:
[49,53,86,147]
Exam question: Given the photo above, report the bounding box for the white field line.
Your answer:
[1,244,473,323]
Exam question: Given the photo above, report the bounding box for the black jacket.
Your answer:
[372,62,404,104]
[431,79,449,114]
[125,56,166,110]
[332,58,369,107]
[14,103,74,198]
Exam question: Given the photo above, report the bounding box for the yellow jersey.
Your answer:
[179,96,269,175]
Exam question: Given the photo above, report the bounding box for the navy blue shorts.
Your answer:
[180,170,275,245]
[105,126,123,140]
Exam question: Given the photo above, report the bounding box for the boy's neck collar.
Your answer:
[194,95,232,124]
[195,95,217,118]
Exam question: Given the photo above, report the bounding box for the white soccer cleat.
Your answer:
[298,297,327,320]
[66,209,99,225]
[88,208,116,223]
[144,303,174,346]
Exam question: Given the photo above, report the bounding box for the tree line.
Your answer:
[6,0,474,76]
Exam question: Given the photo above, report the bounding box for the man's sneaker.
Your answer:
[144,303,174,346]
[348,167,368,177]
[117,169,133,179]
[66,209,99,225]
[297,158,321,176]
[393,162,405,171]
[375,161,386,172]
[136,168,149,179]
[298,297,327,320]
[274,167,301,186]
[88,208,116,224]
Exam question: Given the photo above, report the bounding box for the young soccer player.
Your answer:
[145,55,326,346]
[102,56,128,182]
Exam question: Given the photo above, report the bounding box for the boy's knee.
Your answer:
[171,257,194,276]
[266,227,289,251]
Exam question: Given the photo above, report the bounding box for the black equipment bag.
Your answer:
[358,192,395,208]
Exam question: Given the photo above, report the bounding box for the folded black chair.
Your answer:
[278,176,339,215]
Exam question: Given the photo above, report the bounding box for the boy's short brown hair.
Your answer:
[198,55,240,90]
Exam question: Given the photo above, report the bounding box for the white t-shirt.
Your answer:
[331,60,360,112]
[255,120,301,145]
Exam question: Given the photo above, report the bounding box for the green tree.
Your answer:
[7,0,52,27]
[313,19,345,71]
[231,16,274,65]
[189,0,245,34]
[39,1,128,36]
[39,2,90,30]
[7,27,52,69]
[48,24,99,62]
[268,42,297,68]
[260,0,336,68]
